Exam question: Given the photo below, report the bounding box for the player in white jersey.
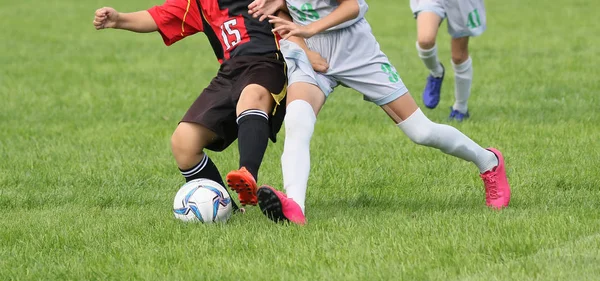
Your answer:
[247,0,509,225]
[410,0,487,121]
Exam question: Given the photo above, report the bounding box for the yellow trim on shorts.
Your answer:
[271,29,286,115]
[271,60,287,115]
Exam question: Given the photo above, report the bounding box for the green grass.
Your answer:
[1,0,599,280]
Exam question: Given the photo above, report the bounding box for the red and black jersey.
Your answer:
[148,0,281,63]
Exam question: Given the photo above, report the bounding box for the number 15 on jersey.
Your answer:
[220,18,244,50]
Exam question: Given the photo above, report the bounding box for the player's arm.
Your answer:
[93,7,157,32]
[276,11,328,72]
[270,0,359,39]
[95,1,203,46]
[275,10,299,44]
[302,0,359,35]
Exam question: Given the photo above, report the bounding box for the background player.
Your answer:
[92,0,288,209]
[411,0,487,121]
[247,0,510,225]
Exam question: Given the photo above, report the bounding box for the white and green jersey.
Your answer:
[286,0,369,31]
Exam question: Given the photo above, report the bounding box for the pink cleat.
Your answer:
[480,148,511,209]
[257,185,306,225]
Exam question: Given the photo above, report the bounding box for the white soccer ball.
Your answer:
[173,178,233,223]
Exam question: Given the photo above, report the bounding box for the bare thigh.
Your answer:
[416,12,443,49]
[171,122,219,169]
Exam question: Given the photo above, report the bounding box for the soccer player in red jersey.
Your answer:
[93,0,298,208]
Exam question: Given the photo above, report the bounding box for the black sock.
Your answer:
[236,109,270,181]
[179,154,240,211]
[179,154,224,184]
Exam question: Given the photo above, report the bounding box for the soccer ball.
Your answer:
[173,178,233,223]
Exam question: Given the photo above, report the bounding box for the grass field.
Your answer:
[1,0,599,280]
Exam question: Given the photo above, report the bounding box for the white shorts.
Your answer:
[410,0,486,38]
[280,19,408,106]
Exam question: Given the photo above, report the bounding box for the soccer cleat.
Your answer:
[257,185,306,225]
[226,167,258,206]
[480,148,511,209]
[448,107,470,122]
[422,64,444,109]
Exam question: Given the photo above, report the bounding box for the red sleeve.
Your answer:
[147,0,204,46]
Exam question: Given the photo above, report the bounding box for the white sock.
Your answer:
[397,108,498,173]
[281,100,316,213]
[416,42,444,78]
[452,57,473,113]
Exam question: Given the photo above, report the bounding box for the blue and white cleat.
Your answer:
[422,64,444,109]
[448,107,470,122]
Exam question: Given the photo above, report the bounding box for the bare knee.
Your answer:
[451,37,470,64]
[416,12,441,50]
[237,84,274,115]
[171,126,202,169]
[451,52,469,64]
[286,83,325,114]
[417,36,436,50]
[171,122,216,169]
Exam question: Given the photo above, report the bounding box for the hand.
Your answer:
[248,0,285,21]
[93,7,119,30]
[306,50,329,73]
[269,15,316,39]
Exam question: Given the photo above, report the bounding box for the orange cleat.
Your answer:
[226,167,258,206]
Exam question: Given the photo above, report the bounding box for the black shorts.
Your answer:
[181,53,287,152]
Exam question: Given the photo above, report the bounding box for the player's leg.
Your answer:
[412,1,445,109]
[171,123,222,184]
[333,19,509,208]
[225,84,274,206]
[445,0,487,120]
[236,83,275,182]
[256,40,333,224]
[382,94,496,174]
[416,12,444,74]
[449,36,472,120]
[225,84,274,205]
[171,77,236,188]
[280,83,325,206]
[382,94,510,209]
[257,83,325,225]
[171,83,242,211]
[225,56,287,206]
